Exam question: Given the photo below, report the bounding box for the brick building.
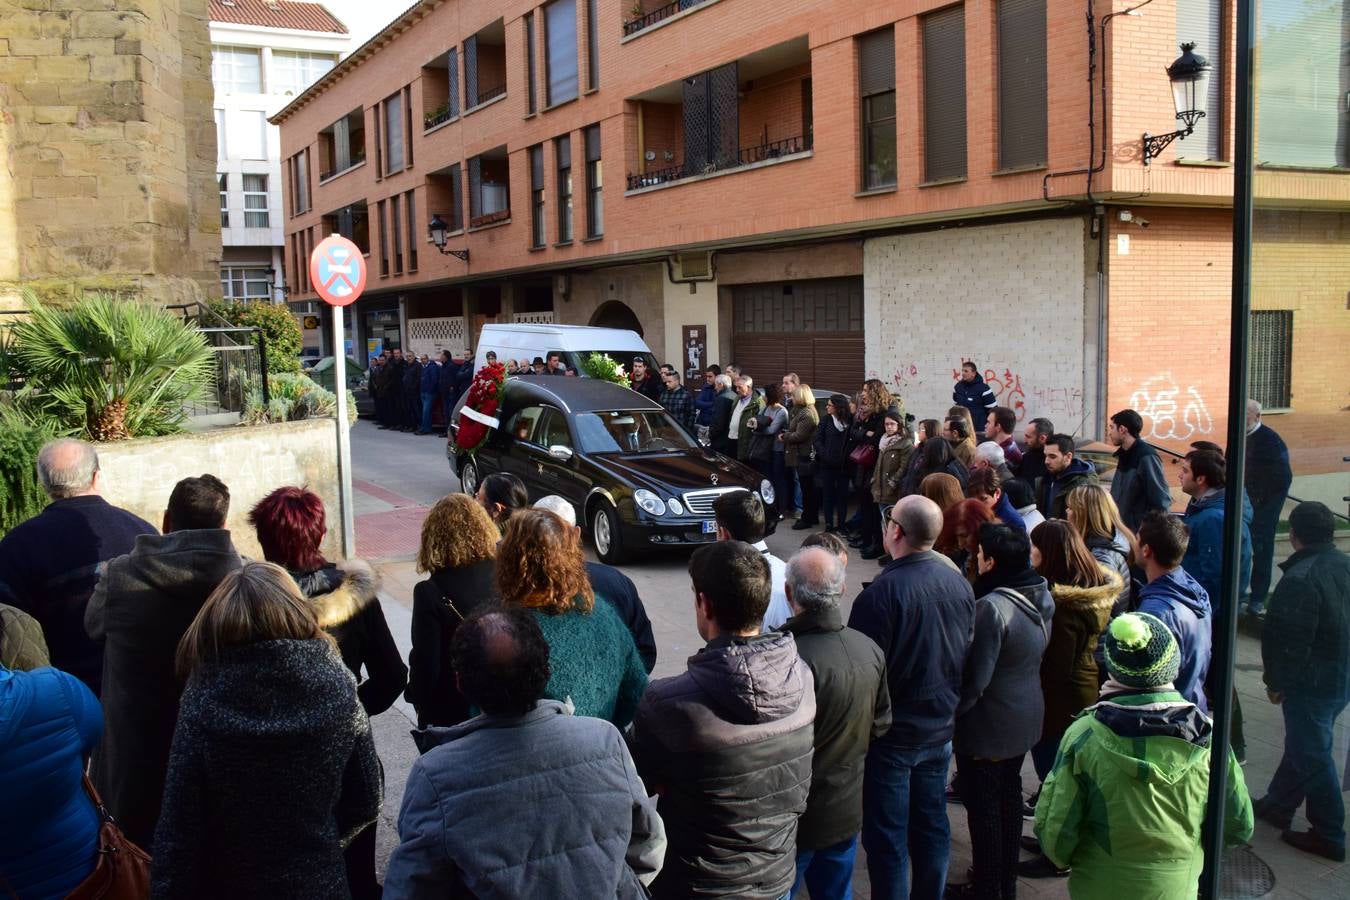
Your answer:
[271,0,1348,478]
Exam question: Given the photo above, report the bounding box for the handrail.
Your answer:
[626,134,811,190]
[622,0,713,36]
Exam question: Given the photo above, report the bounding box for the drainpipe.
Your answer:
[1093,206,1107,436]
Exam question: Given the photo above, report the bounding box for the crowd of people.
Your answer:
[0,350,1344,899]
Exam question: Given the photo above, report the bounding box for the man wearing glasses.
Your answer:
[848,495,976,900]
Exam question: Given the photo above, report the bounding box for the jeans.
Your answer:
[863,740,952,900]
[419,391,436,433]
[1264,691,1350,846]
[956,754,1025,900]
[791,834,858,900]
[1247,496,1284,613]
[819,468,851,530]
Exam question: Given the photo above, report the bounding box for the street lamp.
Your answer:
[1142,42,1211,166]
[264,266,290,301]
[428,214,469,262]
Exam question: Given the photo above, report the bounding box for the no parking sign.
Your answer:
[308,235,367,558]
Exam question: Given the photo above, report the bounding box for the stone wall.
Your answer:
[97,419,346,561]
[0,0,221,308]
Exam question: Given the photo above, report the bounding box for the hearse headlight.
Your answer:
[760,479,776,506]
[635,489,667,516]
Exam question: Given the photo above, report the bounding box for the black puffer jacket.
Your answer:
[781,607,890,850]
[629,632,815,899]
[812,417,850,470]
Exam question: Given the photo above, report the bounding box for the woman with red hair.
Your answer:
[938,498,996,582]
[248,486,407,900]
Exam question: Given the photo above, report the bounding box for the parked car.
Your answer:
[304,356,373,418]
[473,323,657,375]
[448,376,779,563]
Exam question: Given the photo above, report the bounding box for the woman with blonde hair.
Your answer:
[1064,484,1137,618]
[406,494,501,728]
[497,509,647,728]
[783,384,820,529]
[154,562,382,899]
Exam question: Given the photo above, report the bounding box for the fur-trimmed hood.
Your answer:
[293,560,381,629]
[1049,567,1123,613]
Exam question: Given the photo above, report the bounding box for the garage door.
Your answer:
[731,277,865,391]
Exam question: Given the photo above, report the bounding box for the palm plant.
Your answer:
[11,292,214,441]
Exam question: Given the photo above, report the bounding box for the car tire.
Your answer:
[590,501,627,565]
[458,456,480,498]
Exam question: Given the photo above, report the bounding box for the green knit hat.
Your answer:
[1102,613,1180,689]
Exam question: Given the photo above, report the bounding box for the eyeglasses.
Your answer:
[880,504,900,528]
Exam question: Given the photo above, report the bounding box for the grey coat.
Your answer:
[1110,439,1172,531]
[386,700,665,899]
[955,570,1054,760]
[152,639,383,899]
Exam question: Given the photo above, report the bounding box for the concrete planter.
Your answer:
[97,419,346,561]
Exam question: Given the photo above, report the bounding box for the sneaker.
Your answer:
[1253,796,1293,830]
[1018,855,1069,878]
[1281,829,1346,862]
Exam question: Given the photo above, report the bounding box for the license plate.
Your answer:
[702,520,717,534]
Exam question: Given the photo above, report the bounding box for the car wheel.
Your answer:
[458,456,480,497]
[590,501,627,565]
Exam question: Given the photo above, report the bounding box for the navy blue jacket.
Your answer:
[586,561,657,673]
[1136,568,1212,711]
[694,384,718,427]
[1262,543,1350,701]
[419,360,440,393]
[952,375,996,423]
[1110,439,1172,531]
[1182,489,1253,613]
[848,550,975,747]
[1244,423,1292,507]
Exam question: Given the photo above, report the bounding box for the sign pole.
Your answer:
[332,302,356,558]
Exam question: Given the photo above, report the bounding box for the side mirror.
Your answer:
[548,444,573,462]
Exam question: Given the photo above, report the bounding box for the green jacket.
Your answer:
[734,393,766,462]
[1035,689,1253,900]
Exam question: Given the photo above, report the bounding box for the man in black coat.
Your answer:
[848,495,975,900]
[1107,408,1172,531]
[0,439,156,694]
[709,374,738,455]
[437,351,459,435]
[85,474,241,849]
[402,354,424,432]
[781,546,890,898]
[1244,399,1293,616]
[952,361,996,437]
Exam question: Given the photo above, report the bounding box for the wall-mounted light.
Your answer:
[428,214,469,262]
[1142,42,1211,166]
[264,266,290,301]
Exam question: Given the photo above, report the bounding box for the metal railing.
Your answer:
[474,83,506,107]
[622,0,712,36]
[424,105,454,130]
[165,303,270,415]
[626,134,811,190]
[319,150,366,182]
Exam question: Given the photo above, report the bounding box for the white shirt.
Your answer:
[729,395,752,439]
[754,540,791,631]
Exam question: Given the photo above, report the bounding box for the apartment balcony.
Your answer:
[465,19,508,112]
[421,49,459,131]
[318,108,367,182]
[467,145,511,229]
[622,0,717,38]
[626,38,812,193]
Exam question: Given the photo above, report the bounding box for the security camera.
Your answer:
[1136,218,1150,228]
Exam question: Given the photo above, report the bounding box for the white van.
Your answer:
[473,324,658,375]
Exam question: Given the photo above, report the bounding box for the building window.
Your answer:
[1176,0,1222,160]
[320,109,366,179]
[530,145,546,248]
[377,200,389,275]
[238,110,267,160]
[211,45,261,94]
[468,148,511,227]
[269,50,336,96]
[544,0,579,107]
[392,193,404,275]
[586,0,599,91]
[219,174,229,227]
[858,28,897,190]
[997,0,1047,169]
[242,174,269,227]
[525,13,538,114]
[923,6,967,182]
[293,150,311,214]
[555,135,573,241]
[448,163,464,232]
[214,108,226,160]
[220,267,271,301]
[1257,0,1348,166]
[1250,310,1294,409]
[584,125,602,238]
[325,202,371,254]
[384,91,405,175]
[405,190,418,271]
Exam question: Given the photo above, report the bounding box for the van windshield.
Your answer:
[575,410,698,454]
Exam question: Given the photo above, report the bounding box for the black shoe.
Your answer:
[1020,834,1041,854]
[1281,829,1346,862]
[1018,855,1069,878]
[848,536,868,548]
[944,883,979,899]
[791,520,815,530]
[861,545,883,560]
[1253,796,1293,830]
[1022,790,1039,821]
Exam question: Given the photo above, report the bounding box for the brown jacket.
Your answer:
[871,437,914,504]
[782,404,819,468]
[1040,568,1122,739]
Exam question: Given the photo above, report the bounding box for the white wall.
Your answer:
[863,217,1095,433]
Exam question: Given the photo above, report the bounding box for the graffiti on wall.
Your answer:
[1129,373,1213,441]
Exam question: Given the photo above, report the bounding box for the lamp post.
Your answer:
[1142,42,1211,165]
[428,214,469,262]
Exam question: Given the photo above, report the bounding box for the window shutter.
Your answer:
[1175,0,1222,160]
[997,0,1047,168]
[530,145,545,188]
[923,6,967,181]
[858,27,895,96]
[585,124,601,162]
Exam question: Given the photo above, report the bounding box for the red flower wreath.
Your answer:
[455,362,508,453]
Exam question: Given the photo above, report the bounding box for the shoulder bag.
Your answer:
[64,775,152,900]
[848,441,877,471]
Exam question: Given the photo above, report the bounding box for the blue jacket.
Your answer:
[420,360,440,393]
[1182,490,1252,612]
[992,491,1026,533]
[1136,569,1212,711]
[848,550,975,747]
[694,384,717,427]
[0,666,103,900]
[1244,424,1292,507]
[952,375,996,423]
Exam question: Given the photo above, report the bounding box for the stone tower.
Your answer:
[0,0,221,308]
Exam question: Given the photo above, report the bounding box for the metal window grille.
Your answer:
[923,6,967,181]
[997,0,1047,168]
[447,48,461,118]
[464,36,478,110]
[683,62,739,174]
[1249,310,1293,409]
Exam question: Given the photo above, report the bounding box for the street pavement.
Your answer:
[350,418,1347,899]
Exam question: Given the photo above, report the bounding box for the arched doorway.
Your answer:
[589,300,643,336]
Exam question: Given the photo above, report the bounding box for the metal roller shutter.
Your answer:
[923,5,968,181]
[997,0,1047,169]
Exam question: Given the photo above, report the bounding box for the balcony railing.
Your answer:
[626,135,811,190]
[424,104,453,130]
[473,83,506,107]
[319,151,366,183]
[622,0,712,36]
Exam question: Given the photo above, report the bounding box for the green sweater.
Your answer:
[531,601,648,729]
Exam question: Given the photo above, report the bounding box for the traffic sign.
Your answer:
[309,235,367,307]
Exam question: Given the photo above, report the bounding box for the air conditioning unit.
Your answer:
[667,250,715,283]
